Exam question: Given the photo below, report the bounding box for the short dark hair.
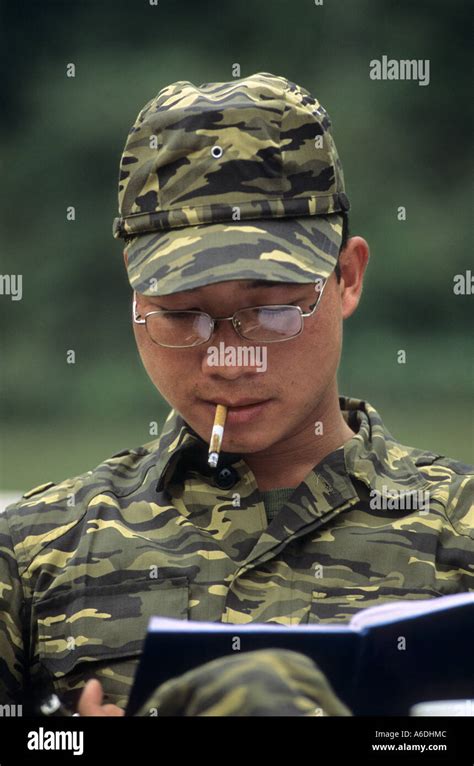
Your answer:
[334,212,349,283]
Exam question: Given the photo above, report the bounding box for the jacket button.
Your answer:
[215,466,239,489]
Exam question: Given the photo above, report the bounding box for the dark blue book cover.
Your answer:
[126,593,474,716]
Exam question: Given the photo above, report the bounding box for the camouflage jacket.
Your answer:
[1,396,472,713]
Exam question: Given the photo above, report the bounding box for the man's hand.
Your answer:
[77,679,125,716]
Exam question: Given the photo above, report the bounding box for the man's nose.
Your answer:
[202,320,265,377]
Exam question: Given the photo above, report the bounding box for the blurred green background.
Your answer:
[1,0,472,493]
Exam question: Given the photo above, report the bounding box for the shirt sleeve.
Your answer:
[437,462,474,592]
[0,510,26,706]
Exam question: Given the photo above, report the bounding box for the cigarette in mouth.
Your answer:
[208,404,228,468]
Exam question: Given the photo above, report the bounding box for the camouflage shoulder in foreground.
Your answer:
[136,649,352,717]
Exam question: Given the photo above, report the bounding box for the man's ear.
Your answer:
[339,236,370,320]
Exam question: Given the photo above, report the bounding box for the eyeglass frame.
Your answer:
[132,277,329,348]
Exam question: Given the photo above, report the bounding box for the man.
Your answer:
[1,72,472,717]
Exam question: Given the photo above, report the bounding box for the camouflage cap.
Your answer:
[113,71,350,296]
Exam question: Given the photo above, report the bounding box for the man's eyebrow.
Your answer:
[245,280,295,288]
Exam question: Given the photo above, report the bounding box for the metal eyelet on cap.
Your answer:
[211,145,223,159]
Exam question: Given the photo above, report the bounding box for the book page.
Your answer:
[350,591,474,631]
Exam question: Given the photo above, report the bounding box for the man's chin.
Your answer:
[185,419,280,456]
[220,431,281,456]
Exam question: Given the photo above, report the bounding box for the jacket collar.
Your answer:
[341,397,429,493]
[148,396,429,495]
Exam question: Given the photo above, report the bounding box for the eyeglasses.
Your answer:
[132,279,328,348]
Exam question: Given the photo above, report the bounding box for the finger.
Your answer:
[78,678,106,716]
[101,703,125,716]
[78,679,125,716]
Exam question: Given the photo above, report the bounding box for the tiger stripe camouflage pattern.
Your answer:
[112,72,350,296]
[136,649,352,717]
[0,397,472,714]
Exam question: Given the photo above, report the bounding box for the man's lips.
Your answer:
[200,398,273,425]
[202,398,270,408]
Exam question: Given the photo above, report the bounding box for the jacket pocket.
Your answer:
[36,577,189,678]
[307,584,444,624]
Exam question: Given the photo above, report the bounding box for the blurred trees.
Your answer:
[1,0,472,486]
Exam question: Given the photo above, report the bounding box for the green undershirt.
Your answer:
[260,487,295,523]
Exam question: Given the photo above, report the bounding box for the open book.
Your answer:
[126,592,474,716]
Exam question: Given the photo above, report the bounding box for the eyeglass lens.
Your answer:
[145,305,304,347]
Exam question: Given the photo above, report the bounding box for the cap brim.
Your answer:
[125,214,342,296]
